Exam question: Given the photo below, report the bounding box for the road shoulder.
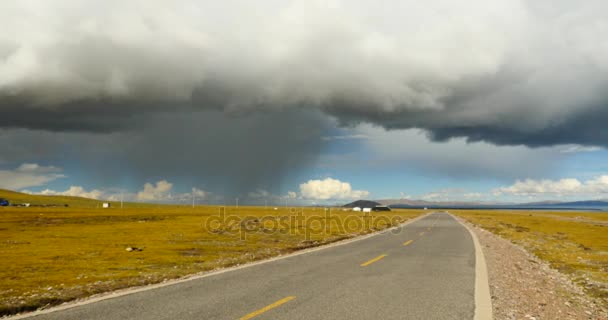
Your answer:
[452,214,493,320]
[458,218,608,320]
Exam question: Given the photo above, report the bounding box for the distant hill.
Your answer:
[519,200,564,206]
[368,198,608,209]
[535,200,608,207]
[0,189,108,208]
[376,198,491,207]
[343,200,382,208]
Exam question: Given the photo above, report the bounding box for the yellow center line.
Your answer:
[240,296,296,320]
[360,254,387,267]
[403,240,413,246]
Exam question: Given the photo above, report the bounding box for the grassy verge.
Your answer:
[452,210,608,302]
[0,206,423,316]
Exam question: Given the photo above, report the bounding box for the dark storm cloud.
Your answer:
[0,110,330,196]
[112,110,329,196]
[0,102,136,132]
[426,106,608,148]
[1,0,608,148]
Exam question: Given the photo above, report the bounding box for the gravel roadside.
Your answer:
[462,220,607,320]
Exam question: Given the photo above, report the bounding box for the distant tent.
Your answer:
[362,208,372,213]
[102,203,111,208]
[352,207,362,212]
[0,198,9,206]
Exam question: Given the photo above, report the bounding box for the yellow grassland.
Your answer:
[0,205,423,316]
[453,210,608,302]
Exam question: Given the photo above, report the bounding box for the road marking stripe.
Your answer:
[360,254,387,267]
[403,240,413,246]
[240,296,296,320]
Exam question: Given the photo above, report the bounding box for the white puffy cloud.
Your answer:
[136,180,173,201]
[16,163,61,173]
[559,145,603,153]
[496,178,582,196]
[299,178,369,200]
[495,175,608,197]
[0,163,65,189]
[164,187,209,203]
[22,180,209,203]
[287,191,297,199]
[30,186,104,199]
[109,185,209,203]
[191,187,207,198]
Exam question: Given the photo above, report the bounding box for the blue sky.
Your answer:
[5,124,607,204]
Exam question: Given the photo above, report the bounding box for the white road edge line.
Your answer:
[9,212,433,319]
[450,212,493,320]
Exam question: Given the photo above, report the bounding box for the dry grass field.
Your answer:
[453,210,608,303]
[0,204,423,316]
[5,189,605,317]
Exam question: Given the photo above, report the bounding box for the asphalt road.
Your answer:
[23,212,480,320]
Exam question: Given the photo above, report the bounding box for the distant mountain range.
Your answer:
[375,199,492,207]
[344,198,608,209]
[536,200,608,207]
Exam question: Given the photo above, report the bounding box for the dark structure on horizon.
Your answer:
[342,200,382,208]
[372,205,391,212]
[343,200,392,211]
